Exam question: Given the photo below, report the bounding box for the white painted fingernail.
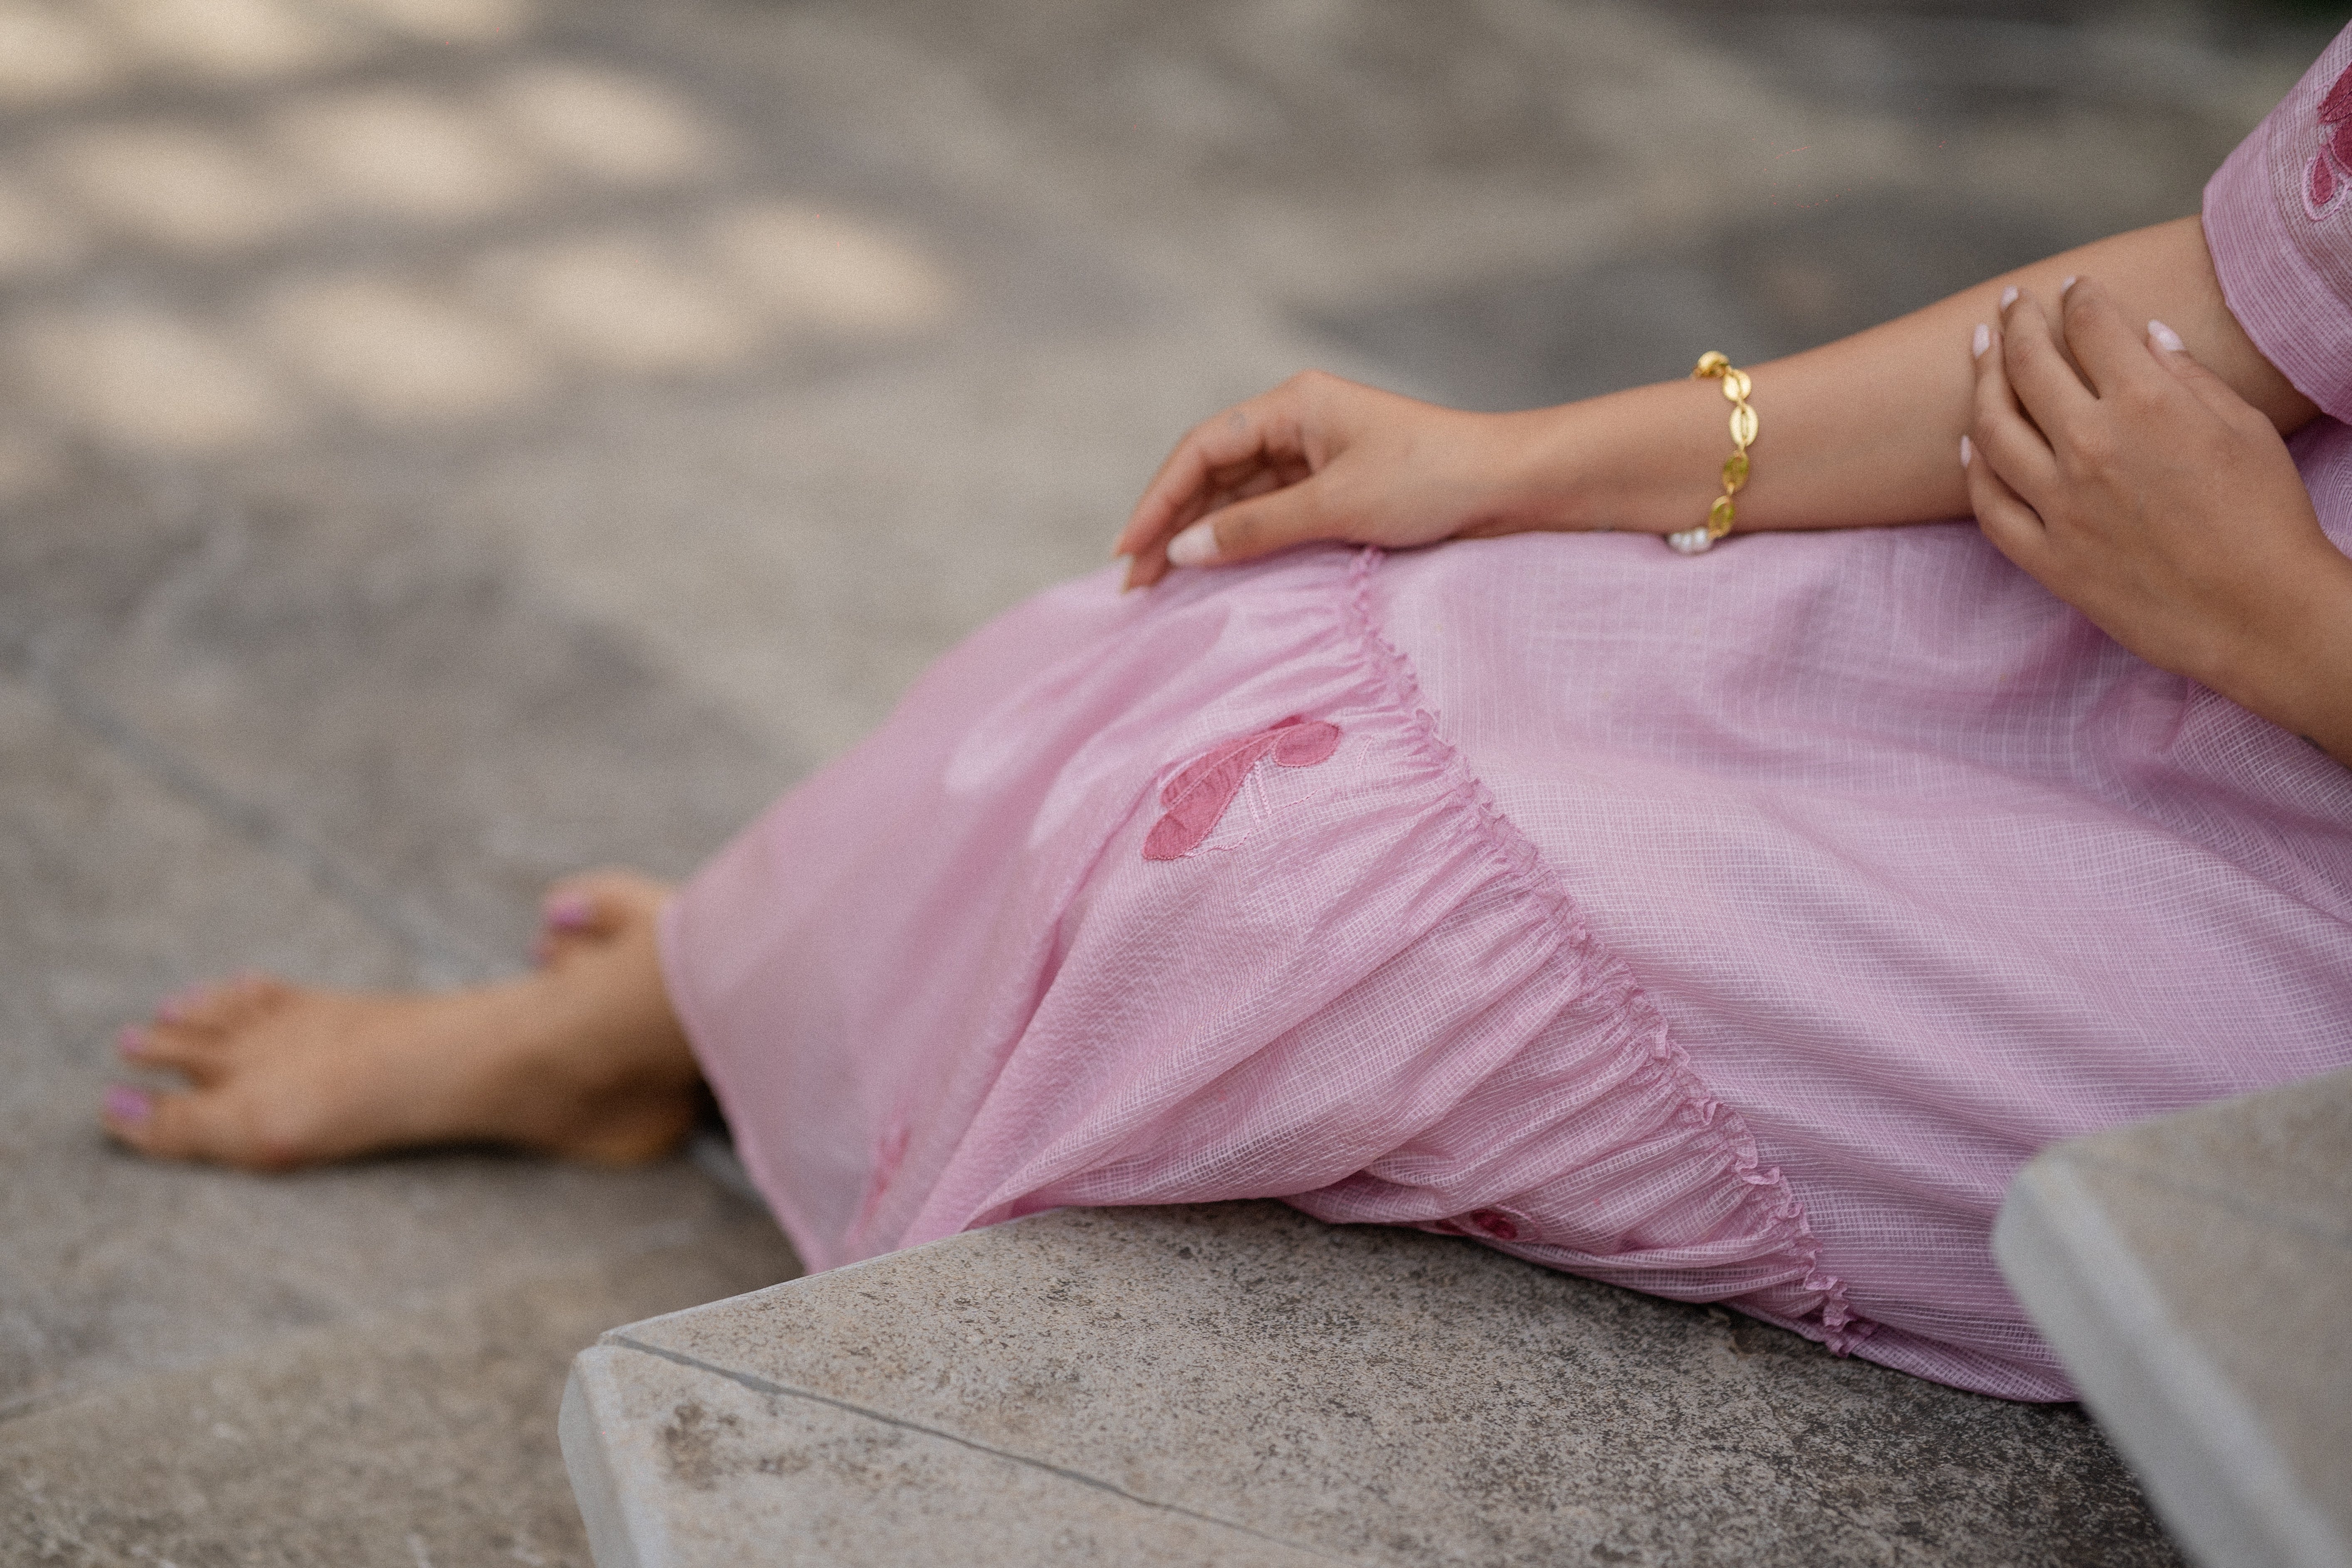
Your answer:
[1960,433,1973,468]
[1972,322,1990,359]
[1999,285,2019,309]
[2061,275,2078,294]
[2148,319,2185,354]
[1167,521,1219,567]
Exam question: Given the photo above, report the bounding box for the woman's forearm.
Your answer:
[1502,217,2321,538]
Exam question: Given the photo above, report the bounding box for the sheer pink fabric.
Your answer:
[662,26,2352,1402]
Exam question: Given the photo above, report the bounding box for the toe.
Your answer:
[101,1082,197,1161]
[159,975,292,1032]
[104,1081,311,1171]
[117,1021,230,1085]
[538,869,673,958]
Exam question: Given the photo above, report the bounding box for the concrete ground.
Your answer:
[0,0,2333,1563]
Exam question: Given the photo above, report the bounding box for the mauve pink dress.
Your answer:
[662,27,2352,1402]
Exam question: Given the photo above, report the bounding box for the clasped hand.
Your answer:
[1965,279,2342,723]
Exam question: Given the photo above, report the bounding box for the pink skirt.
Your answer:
[662,515,2352,1402]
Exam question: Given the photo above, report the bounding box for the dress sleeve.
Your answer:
[2203,22,2352,422]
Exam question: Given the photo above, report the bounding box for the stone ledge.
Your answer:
[563,1201,2179,1567]
[1995,1066,2352,1568]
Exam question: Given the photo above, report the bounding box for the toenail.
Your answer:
[545,894,595,929]
[104,1085,153,1125]
[117,1026,149,1057]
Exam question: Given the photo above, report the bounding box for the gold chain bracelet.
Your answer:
[1665,351,1756,555]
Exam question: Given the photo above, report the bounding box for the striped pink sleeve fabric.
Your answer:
[2203,22,2352,421]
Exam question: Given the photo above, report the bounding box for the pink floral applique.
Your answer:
[2306,62,2352,218]
[1143,715,1341,861]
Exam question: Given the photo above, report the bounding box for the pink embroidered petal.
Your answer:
[2332,117,2352,174]
[1159,731,1276,807]
[1271,718,1342,766]
[2320,62,2352,124]
[2315,150,2340,213]
[1143,716,1342,861]
[1144,747,1266,859]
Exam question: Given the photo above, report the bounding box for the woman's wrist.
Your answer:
[1502,381,1728,537]
[2215,545,2352,766]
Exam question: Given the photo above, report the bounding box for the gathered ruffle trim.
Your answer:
[1336,547,1872,1354]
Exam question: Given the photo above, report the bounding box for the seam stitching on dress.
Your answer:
[1334,546,1873,1352]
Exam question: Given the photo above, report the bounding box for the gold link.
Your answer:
[1677,351,1757,553]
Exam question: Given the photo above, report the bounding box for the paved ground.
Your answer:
[0,0,2335,1563]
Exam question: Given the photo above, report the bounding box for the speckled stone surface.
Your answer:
[1997,1068,2352,1568]
[568,1203,2183,1568]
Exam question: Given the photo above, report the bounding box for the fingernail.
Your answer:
[2000,285,2019,309]
[2061,275,2078,294]
[1971,322,1990,359]
[543,894,593,930]
[1167,522,1219,568]
[105,1085,152,1125]
[2148,319,2184,354]
[117,1025,148,1058]
[1960,433,1973,468]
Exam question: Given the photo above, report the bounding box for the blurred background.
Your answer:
[1,0,2342,1561]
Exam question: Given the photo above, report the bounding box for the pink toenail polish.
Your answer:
[545,894,594,929]
[105,1085,152,1125]
[117,1026,149,1058]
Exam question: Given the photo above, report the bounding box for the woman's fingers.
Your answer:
[1970,322,2059,501]
[2055,277,2167,401]
[1116,382,1317,561]
[2146,319,2269,429]
[1117,431,1270,578]
[1999,287,2097,435]
[1964,427,2050,570]
[1121,372,1517,586]
[1165,471,1337,569]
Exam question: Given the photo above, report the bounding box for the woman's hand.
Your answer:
[1967,278,2352,759]
[1113,371,1549,590]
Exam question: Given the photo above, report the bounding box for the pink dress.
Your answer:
[661,28,2352,1403]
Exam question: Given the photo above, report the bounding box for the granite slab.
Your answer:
[1996,1067,2352,1568]
[566,1201,2181,1568]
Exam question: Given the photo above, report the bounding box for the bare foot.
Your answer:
[103,871,701,1172]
